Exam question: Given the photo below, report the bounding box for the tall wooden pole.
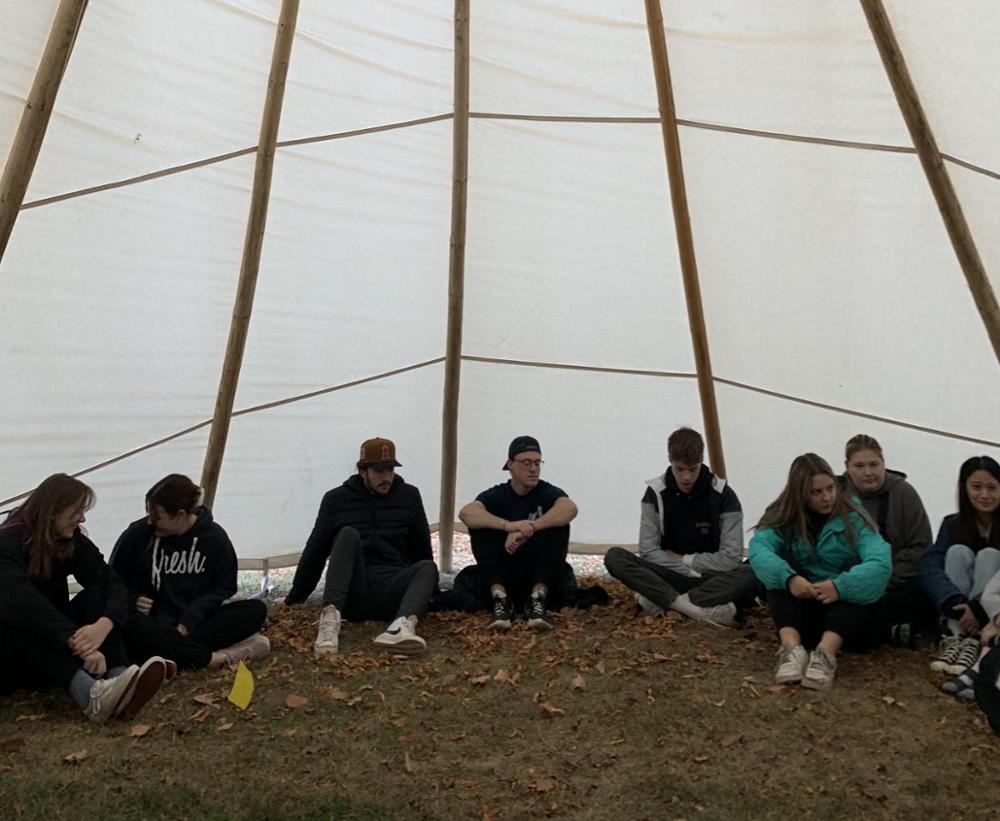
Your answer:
[437,0,470,572]
[201,0,300,507]
[861,0,1000,367]
[643,0,727,476]
[0,0,89,263]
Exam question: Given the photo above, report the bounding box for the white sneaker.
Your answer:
[218,633,271,667]
[635,593,665,616]
[802,648,838,691]
[373,616,427,655]
[84,666,139,723]
[774,644,809,684]
[315,605,341,656]
[670,593,738,627]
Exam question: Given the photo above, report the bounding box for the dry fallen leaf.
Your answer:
[721,733,743,749]
[285,694,309,709]
[129,724,151,739]
[216,721,234,732]
[692,755,709,763]
[595,661,606,674]
[404,751,419,774]
[63,750,89,765]
[317,686,350,701]
[189,706,212,723]
[15,714,44,723]
[531,776,557,793]
[570,674,586,691]
[470,675,490,686]
[193,693,219,706]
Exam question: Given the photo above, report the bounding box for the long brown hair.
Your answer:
[755,453,872,548]
[0,473,95,579]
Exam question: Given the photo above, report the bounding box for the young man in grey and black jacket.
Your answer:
[605,427,751,626]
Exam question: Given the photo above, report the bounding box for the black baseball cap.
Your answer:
[503,435,541,470]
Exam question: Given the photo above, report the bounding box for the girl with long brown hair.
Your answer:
[749,454,891,691]
[0,474,167,722]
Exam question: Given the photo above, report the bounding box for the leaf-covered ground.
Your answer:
[2,580,999,821]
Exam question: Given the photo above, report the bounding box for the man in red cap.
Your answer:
[284,437,437,656]
[459,436,578,630]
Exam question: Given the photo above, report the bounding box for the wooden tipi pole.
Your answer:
[0,0,89,263]
[437,0,471,572]
[201,0,300,507]
[861,0,1000,367]
[643,0,727,475]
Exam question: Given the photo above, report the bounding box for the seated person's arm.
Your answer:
[459,500,509,532]
[831,522,892,605]
[530,497,577,532]
[684,508,744,574]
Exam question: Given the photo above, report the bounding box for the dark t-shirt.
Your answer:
[475,480,567,522]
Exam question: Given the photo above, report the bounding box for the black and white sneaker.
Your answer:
[487,596,513,631]
[373,616,426,655]
[946,637,982,676]
[526,594,553,631]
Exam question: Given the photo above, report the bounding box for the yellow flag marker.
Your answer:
[227,661,254,710]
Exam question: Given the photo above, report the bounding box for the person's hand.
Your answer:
[955,603,980,635]
[505,532,526,555]
[68,618,112,657]
[788,575,817,600]
[813,580,839,605]
[135,595,154,616]
[81,650,107,677]
[981,620,1000,647]
[176,624,190,637]
[507,520,535,538]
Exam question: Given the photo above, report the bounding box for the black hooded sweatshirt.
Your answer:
[110,506,237,631]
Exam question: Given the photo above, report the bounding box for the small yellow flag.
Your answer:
[227,661,254,710]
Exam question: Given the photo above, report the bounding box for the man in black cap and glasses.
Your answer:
[459,436,578,630]
[283,437,437,657]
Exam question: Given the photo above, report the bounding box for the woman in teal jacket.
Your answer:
[749,453,891,691]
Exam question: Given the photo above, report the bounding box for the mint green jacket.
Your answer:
[748,511,891,605]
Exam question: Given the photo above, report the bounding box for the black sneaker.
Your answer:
[487,596,513,631]
[526,594,553,631]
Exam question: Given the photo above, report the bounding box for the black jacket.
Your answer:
[0,524,127,648]
[288,474,431,603]
[110,506,237,631]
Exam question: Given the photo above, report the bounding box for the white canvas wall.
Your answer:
[1,1,996,565]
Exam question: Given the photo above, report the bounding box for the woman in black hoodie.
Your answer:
[0,474,166,722]
[111,474,268,671]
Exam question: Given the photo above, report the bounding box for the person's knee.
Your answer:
[603,546,631,575]
[946,543,975,563]
[976,547,1000,567]
[414,559,439,585]
[244,598,268,623]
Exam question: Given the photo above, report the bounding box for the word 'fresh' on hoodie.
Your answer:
[110,506,238,631]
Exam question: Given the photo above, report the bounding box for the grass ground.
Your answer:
[2,580,999,821]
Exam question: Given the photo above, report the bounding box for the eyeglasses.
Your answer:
[512,459,544,468]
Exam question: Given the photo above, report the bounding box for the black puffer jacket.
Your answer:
[286,474,431,604]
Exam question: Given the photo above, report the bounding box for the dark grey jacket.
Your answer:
[841,469,931,588]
